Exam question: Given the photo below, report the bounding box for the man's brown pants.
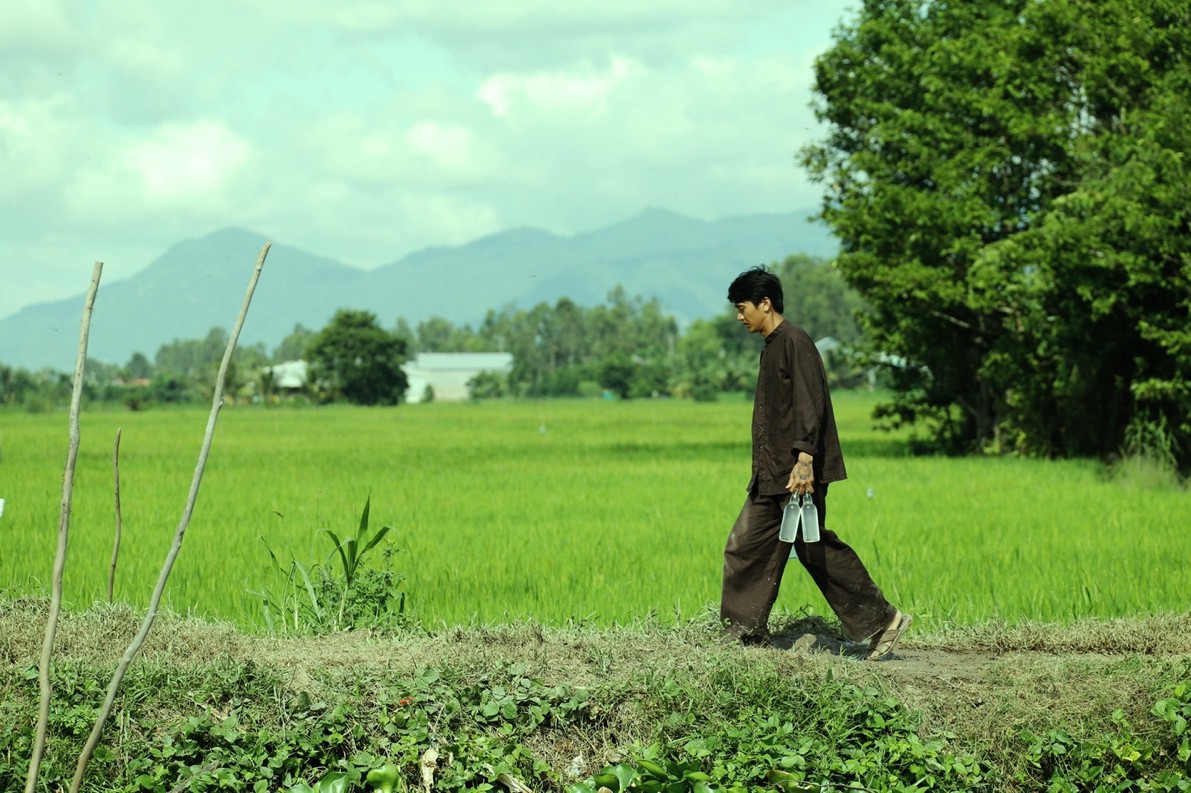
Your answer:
[720,483,896,643]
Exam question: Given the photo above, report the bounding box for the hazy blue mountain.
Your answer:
[1,229,365,372]
[0,209,835,371]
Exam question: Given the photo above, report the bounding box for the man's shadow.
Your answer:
[767,613,897,660]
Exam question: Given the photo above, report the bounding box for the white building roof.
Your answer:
[269,360,308,389]
[412,352,514,373]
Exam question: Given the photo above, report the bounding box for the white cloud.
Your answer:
[477,56,635,120]
[0,0,78,54]
[274,0,780,35]
[405,120,486,177]
[124,120,251,200]
[0,0,856,323]
[0,99,44,182]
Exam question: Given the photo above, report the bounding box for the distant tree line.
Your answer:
[0,255,865,411]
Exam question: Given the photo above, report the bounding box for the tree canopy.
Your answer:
[803,0,1190,469]
[306,310,409,406]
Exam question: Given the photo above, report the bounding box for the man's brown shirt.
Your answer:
[748,320,846,496]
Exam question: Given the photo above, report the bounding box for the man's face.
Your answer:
[735,299,768,334]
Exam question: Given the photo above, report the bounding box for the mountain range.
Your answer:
[0,208,836,372]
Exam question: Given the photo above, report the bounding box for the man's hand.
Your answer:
[787,452,814,496]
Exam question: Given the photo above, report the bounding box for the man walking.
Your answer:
[721,266,910,659]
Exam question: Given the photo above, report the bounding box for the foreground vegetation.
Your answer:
[2,601,1188,792]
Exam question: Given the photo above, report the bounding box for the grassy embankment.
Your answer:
[2,602,1188,792]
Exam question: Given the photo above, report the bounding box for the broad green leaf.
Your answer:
[315,772,349,793]
[366,764,402,793]
[609,763,636,792]
[361,524,394,557]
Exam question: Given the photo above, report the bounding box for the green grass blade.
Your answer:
[360,524,393,558]
[320,528,352,578]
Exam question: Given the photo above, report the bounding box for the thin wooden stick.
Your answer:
[108,427,123,603]
[25,261,103,793]
[69,242,271,793]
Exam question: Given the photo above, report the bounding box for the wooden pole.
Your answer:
[25,261,103,793]
[108,427,123,603]
[69,242,271,793]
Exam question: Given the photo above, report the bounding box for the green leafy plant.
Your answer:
[568,758,717,793]
[1153,681,1191,768]
[256,538,326,635]
[365,764,403,793]
[255,496,404,635]
[1019,690,1191,793]
[286,771,350,793]
[320,493,394,628]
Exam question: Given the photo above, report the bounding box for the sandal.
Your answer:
[867,610,912,661]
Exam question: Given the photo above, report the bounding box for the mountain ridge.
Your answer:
[0,209,835,371]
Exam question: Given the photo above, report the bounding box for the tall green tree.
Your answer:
[587,287,678,399]
[307,310,409,406]
[155,328,227,378]
[416,317,473,352]
[970,1,1191,466]
[392,318,417,355]
[803,0,1190,467]
[273,323,315,363]
[775,254,865,348]
[773,255,871,388]
[0,365,37,407]
[124,352,153,381]
[674,319,727,400]
[152,327,267,402]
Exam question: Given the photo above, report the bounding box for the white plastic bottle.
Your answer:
[778,495,800,542]
[800,496,820,543]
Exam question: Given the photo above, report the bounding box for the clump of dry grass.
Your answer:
[2,597,250,668]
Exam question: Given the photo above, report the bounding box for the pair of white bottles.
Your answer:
[778,492,819,547]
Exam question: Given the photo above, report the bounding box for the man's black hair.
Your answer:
[727,266,784,314]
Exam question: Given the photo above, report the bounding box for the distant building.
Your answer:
[267,360,309,395]
[403,352,514,402]
[263,354,513,402]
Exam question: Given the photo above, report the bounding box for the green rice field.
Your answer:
[1,393,1187,631]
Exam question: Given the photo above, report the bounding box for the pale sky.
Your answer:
[0,0,857,321]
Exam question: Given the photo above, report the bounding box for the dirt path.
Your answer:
[758,622,1191,747]
[772,629,1002,673]
[767,627,1159,682]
